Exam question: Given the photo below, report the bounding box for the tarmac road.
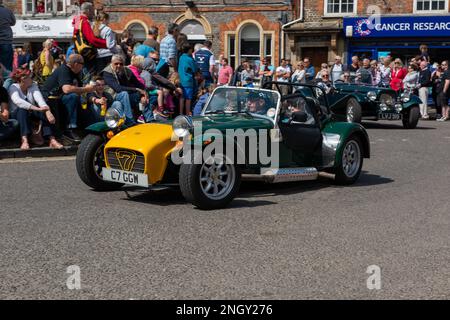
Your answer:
[0,120,449,299]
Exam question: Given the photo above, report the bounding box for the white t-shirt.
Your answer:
[276,65,290,82]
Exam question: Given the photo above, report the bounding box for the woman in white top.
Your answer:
[379,57,391,87]
[94,12,119,73]
[403,63,420,92]
[291,61,306,84]
[8,68,62,150]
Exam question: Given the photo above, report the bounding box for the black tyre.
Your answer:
[334,136,364,185]
[179,155,241,210]
[346,98,362,123]
[402,105,420,129]
[76,134,123,191]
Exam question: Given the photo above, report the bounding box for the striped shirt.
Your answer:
[160,34,177,64]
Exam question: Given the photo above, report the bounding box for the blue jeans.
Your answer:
[13,109,55,137]
[0,44,13,72]
[143,94,158,123]
[0,119,18,141]
[89,101,122,124]
[61,93,80,129]
[114,91,140,125]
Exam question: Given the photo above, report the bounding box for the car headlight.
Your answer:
[105,107,125,129]
[173,115,193,138]
[400,92,411,103]
[380,93,394,107]
[367,91,377,101]
[380,103,388,111]
[395,103,403,112]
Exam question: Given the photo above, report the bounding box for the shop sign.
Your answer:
[12,19,73,39]
[344,16,450,38]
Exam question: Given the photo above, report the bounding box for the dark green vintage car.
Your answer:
[76,83,370,210]
[323,83,422,129]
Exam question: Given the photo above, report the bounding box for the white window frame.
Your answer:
[413,0,449,13]
[324,0,358,17]
[22,0,68,16]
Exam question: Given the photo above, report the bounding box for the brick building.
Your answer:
[285,0,450,69]
[100,0,291,69]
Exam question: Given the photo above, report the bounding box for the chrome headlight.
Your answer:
[105,107,125,129]
[380,103,388,111]
[380,93,394,107]
[400,92,411,103]
[395,103,403,112]
[367,91,377,101]
[173,115,193,138]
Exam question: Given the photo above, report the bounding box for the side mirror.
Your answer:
[292,111,308,123]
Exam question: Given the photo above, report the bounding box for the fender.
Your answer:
[402,95,422,109]
[85,122,110,133]
[322,121,370,166]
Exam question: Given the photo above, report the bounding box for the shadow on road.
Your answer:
[362,121,436,130]
[118,171,393,208]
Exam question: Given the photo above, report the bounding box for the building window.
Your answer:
[228,34,236,69]
[180,20,206,41]
[127,23,147,43]
[23,0,68,15]
[264,34,272,60]
[324,0,357,16]
[414,0,448,12]
[239,24,260,65]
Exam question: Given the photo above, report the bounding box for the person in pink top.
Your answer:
[218,58,233,86]
[127,55,146,87]
[390,58,407,92]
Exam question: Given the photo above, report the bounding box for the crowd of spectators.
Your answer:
[1,1,450,150]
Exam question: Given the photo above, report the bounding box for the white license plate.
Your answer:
[102,168,148,187]
[378,112,401,120]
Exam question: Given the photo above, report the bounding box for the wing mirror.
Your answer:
[292,111,308,123]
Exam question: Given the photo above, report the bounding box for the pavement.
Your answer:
[0,119,449,299]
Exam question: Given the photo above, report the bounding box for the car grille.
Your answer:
[106,148,145,173]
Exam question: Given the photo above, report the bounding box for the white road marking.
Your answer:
[377,139,385,142]
[0,156,75,164]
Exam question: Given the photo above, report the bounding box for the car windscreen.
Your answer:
[204,87,279,119]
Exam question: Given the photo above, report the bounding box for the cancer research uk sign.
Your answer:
[12,19,73,39]
[344,16,450,38]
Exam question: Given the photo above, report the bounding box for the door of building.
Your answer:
[301,47,328,75]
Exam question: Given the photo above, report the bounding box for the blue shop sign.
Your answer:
[344,16,450,38]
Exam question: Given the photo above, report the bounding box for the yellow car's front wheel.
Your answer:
[179,155,241,210]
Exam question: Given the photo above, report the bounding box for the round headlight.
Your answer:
[380,93,394,107]
[173,115,193,138]
[367,91,377,101]
[105,107,125,129]
[400,92,411,103]
[395,103,403,112]
[380,103,388,111]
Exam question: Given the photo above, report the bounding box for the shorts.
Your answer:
[182,87,195,100]
[437,92,449,107]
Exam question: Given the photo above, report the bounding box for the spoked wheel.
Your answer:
[179,155,241,210]
[334,136,364,185]
[76,134,123,190]
[346,98,362,123]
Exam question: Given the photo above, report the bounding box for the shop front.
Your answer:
[343,15,450,65]
[12,19,74,54]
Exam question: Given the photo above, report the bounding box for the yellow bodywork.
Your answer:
[104,123,178,185]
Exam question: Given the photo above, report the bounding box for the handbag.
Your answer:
[30,120,44,146]
[73,20,98,61]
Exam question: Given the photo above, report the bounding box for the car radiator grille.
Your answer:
[106,148,146,173]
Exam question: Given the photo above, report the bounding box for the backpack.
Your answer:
[73,20,97,61]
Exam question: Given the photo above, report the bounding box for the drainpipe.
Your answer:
[281,0,304,60]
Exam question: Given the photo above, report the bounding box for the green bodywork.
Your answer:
[330,83,421,118]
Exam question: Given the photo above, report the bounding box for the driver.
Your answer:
[316,70,333,94]
[246,92,267,115]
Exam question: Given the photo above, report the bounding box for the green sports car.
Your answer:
[317,83,422,129]
[76,82,371,210]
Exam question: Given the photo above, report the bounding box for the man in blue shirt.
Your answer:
[303,57,315,82]
[178,43,199,115]
[160,23,179,72]
[134,42,156,58]
[194,40,215,88]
